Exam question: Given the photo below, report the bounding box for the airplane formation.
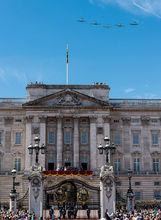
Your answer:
[77,17,139,29]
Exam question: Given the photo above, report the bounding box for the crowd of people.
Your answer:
[1,207,161,220]
[106,208,161,220]
[0,210,35,220]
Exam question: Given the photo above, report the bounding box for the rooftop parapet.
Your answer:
[26,82,110,102]
[110,98,161,109]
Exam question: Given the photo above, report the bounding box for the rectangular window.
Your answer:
[14,158,21,172]
[113,132,121,145]
[132,132,140,145]
[151,118,158,123]
[153,158,160,173]
[114,159,121,174]
[80,130,88,145]
[133,158,141,173]
[154,181,160,186]
[152,132,159,145]
[0,132,2,144]
[154,191,161,200]
[135,182,141,186]
[15,132,22,145]
[64,130,72,144]
[131,118,140,124]
[135,192,141,200]
[47,131,55,144]
[48,162,55,170]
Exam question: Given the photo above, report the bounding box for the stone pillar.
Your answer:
[9,193,17,213]
[103,116,110,138]
[57,117,63,169]
[29,171,43,219]
[25,116,33,172]
[100,165,116,219]
[73,117,79,167]
[39,116,46,170]
[90,116,97,170]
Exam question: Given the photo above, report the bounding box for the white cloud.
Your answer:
[90,0,161,18]
[0,67,8,84]
[0,66,30,86]
[124,87,135,93]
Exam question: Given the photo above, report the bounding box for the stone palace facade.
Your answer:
[0,83,161,208]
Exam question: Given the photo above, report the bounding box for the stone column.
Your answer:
[39,116,46,170]
[9,193,17,213]
[56,117,63,169]
[25,116,33,172]
[100,165,116,219]
[29,172,43,219]
[90,116,97,170]
[73,117,79,167]
[103,116,111,138]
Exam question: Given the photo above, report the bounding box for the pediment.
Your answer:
[23,89,109,108]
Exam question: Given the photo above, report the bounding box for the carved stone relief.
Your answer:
[56,94,81,106]
[31,177,41,201]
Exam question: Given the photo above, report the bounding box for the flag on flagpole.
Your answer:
[66,44,69,63]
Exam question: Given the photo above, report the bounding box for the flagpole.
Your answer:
[66,44,69,85]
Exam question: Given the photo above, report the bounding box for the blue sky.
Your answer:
[0,0,161,98]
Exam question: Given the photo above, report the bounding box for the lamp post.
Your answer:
[126,169,134,213]
[97,136,116,219]
[28,136,45,166]
[97,136,116,165]
[9,168,17,213]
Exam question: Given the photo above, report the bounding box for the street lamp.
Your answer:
[127,169,134,213]
[97,136,116,165]
[9,168,17,212]
[28,136,46,165]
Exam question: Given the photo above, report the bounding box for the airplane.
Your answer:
[130,20,139,26]
[115,23,125,27]
[77,17,86,23]
[102,24,112,29]
[90,21,101,26]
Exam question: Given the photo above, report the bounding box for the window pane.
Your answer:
[153,158,160,173]
[114,132,121,145]
[134,158,140,173]
[135,192,141,200]
[152,133,158,145]
[64,131,72,144]
[47,131,55,144]
[133,133,139,145]
[0,132,2,144]
[15,158,21,171]
[114,159,121,174]
[80,130,88,145]
[15,132,21,144]
[154,191,161,200]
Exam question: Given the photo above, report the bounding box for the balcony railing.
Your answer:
[43,170,93,176]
